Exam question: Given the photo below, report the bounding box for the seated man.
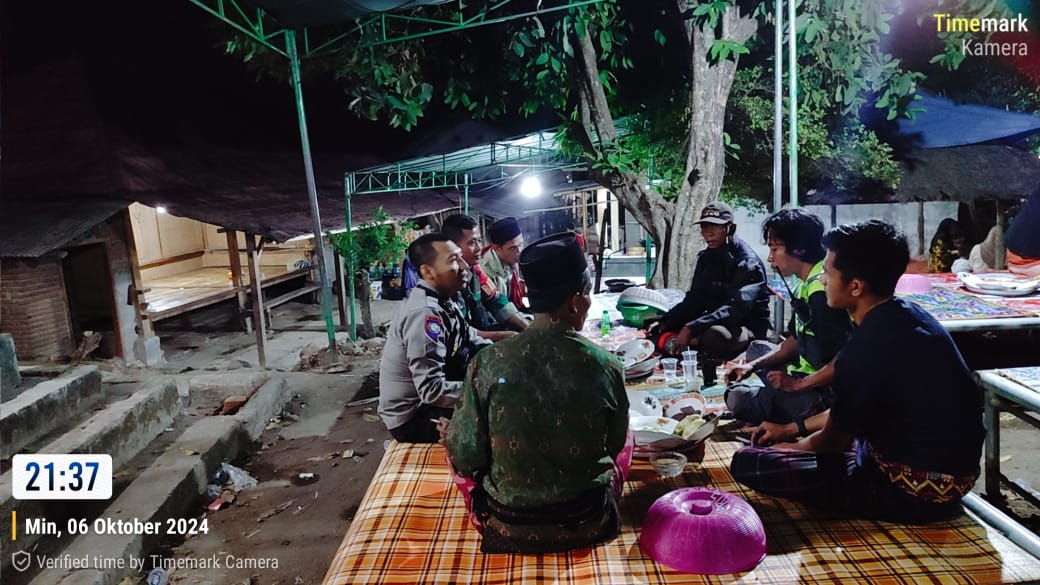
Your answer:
[441,214,528,341]
[479,217,527,311]
[725,208,852,431]
[730,220,984,523]
[446,233,630,554]
[378,234,491,444]
[649,202,771,380]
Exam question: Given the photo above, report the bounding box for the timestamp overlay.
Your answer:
[8,454,279,577]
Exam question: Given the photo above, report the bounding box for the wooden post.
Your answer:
[245,233,267,367]
[122,210,153,337]
[917,201,926,258]
[224,229,251,333]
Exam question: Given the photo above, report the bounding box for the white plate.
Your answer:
[627,391,663,417]
[958,272,1040,297]
[629,416,678,434]
[660,393,707,418]
[616,339,655,368]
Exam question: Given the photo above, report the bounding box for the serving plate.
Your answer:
[616,339,655,368]
[957,272,1040,297]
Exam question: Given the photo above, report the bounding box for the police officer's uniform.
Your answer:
[379,281,491,442]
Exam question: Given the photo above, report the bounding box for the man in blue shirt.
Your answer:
[730,220,983,523]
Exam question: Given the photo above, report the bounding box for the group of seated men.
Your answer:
[377,203,984,553]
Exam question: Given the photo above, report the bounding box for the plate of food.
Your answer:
[630,414,717,456]
[660,393,707,420]
[616,339,656,369]
[958,272,1040,297]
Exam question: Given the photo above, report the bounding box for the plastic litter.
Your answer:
[221,462,258,492]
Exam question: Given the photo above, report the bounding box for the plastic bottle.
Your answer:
[600,310,611,338]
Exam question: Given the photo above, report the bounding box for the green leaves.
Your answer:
[708,39,750,62]
[328,207,416,275]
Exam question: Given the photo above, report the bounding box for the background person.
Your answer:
[446,232,630,554]
[441,214,528,341]
[1005,186,1040,277]
[379,234,491,443]
[480,217,527,311]
[927,218,965,273]
[647,201,771,382]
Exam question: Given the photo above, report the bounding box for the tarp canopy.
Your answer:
[895,145,1040,203]
[889,91,1040,149]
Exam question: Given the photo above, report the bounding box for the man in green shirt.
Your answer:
[725,208,852,437]
[446,232,630,554]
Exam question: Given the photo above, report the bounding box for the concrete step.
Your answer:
[1,365,104,458]
[0,379,181,560]
[21,375,291,585]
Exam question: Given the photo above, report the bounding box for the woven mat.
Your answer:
[902,287,1034,321]
[322,440,1040,584]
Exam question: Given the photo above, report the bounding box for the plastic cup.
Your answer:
[681,360,700,392]
[660,358,678,380]
[682,350,698,363]
[649,452,688,478]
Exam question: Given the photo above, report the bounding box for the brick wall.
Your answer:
[0,258,73,360]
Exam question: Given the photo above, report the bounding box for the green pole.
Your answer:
[463,173,470,214]
[345,174,358,341]
[287,30,336,349]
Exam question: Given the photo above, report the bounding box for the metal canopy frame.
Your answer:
[188,0,607,348]
[341,127,585,339]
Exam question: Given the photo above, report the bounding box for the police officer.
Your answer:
[379,233,491,443]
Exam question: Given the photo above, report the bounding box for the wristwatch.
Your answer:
[795,417,809,437]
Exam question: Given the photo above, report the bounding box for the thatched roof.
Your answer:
[895,145,1040,203]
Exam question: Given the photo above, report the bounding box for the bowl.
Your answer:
[649,452,687,478]
[640,487,766,574]
[895,273,933,294]
[605,278,637,293]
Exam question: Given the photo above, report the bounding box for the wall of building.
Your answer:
[0,257,74,361]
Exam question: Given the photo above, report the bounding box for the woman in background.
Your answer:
[928,218,965,273]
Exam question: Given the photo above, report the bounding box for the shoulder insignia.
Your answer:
[424,315,444,342]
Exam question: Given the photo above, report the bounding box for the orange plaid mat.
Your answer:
[323,441,1040,584]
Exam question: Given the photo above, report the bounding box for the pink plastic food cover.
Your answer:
[640,487,766,574]
[895,273,932,293]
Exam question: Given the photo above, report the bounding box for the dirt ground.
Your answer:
[114,299,1039,585]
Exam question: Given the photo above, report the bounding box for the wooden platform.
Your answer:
[142,266,311,322]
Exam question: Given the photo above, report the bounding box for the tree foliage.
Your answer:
[223,0,1025,286]
[327,206,413,277]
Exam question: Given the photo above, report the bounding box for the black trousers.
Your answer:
[389,404,454,444]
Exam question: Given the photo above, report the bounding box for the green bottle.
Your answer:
[600,310,611,338]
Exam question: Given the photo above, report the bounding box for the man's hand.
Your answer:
[674,326,694,350]
[752,422,798,446]
[435,417,451,445]
[725,363,755,384]
[642,317,662,335]
[765,371,804,392]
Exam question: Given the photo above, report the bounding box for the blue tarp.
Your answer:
[893,91,1040,148]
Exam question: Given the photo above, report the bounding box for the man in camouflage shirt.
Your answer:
[447,232,629,553]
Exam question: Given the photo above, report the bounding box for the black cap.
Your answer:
[694,201,735,225]
[488,217,522,245]
[519,233,589,311]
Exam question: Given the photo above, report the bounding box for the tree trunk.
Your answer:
[569,3,756,290]
[353,271,376,339]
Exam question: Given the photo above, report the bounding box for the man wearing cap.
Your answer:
[649,201,771,368]
[441,214,528,341]
[379,233,491,443]
[447,232,630,553]
[480,217,528,311]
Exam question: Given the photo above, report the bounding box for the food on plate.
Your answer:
[674,416,708,440]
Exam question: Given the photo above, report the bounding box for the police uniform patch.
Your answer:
[424,315,444,342]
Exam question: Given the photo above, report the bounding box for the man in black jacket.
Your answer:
[649,202,771,368]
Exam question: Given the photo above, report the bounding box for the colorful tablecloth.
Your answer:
[902,286,1035,321]
[322,441,1040,585]
[996,367,1040,391]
